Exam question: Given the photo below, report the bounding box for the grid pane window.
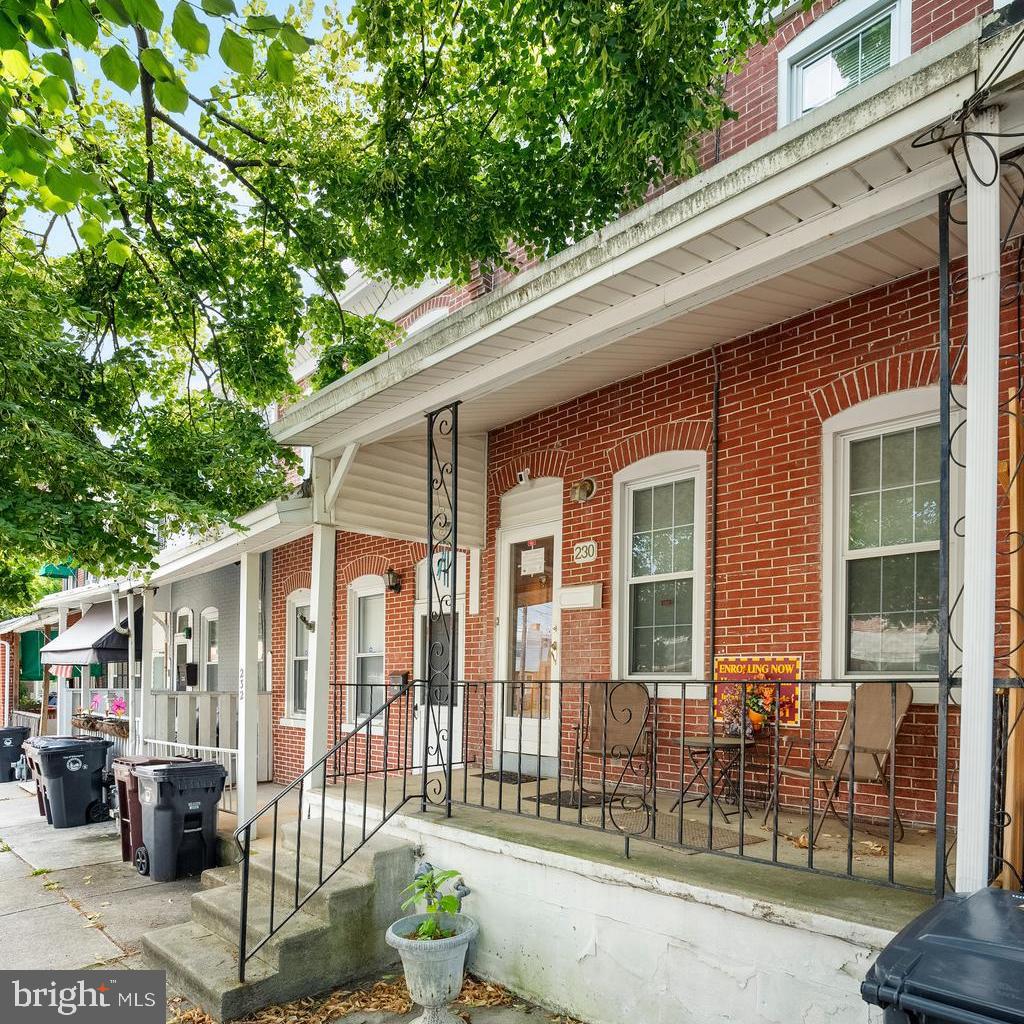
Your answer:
[844,422,940,673]
[355,593,385,718]
[797,10,893,117]
[628,477,696,675]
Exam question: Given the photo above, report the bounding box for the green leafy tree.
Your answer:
[0,0,775,609]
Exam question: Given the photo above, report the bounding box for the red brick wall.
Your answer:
[273,245,1022,834]
[705,0,993,167]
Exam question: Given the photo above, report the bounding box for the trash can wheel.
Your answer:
[135,845,150,876]
[86,801,108,824]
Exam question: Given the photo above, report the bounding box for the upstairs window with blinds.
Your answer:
[792,5,896,119]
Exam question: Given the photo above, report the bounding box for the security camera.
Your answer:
[516,468,531,485]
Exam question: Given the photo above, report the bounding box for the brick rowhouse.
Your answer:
[268,241,1024,832]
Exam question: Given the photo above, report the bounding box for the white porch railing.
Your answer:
[150,690,238,751]
[142,739,238,814]
[11,709,41,737]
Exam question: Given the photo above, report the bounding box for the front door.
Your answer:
[412,555,465,775]
[497,525,561,759]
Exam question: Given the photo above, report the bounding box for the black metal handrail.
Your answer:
[232,677,418,981]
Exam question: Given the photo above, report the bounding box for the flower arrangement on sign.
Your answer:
[720,683,798,738]
[109,695,127,718]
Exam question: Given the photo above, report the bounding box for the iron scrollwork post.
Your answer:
[423,402,460,815]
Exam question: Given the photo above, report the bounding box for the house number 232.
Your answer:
[572,540,598,564]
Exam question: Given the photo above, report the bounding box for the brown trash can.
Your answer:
[112,755,195,863]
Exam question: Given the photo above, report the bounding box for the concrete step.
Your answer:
[202,865,239,891]
[281,817,417,881]
[141,921,285,1022]
[190,881,329,969]
[142,816,417,1020]
[246,851,375,924]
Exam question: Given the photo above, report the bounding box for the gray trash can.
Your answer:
[22,735,112,828]
[862,887,1024,1023]
[0,725,30,782]
[134,761,226,881]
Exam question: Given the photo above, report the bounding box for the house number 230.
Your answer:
[572,540,598,564]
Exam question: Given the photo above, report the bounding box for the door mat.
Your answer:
[581,804,765,851]
[476,770,540,784]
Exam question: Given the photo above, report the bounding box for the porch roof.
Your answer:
[149,496,312,586]
[274,15,1024,459]
[0,612,58,634]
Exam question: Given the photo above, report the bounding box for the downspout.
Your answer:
[708,347,721,674]
[0,639,11,728]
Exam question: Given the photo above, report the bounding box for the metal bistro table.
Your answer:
[673,735,758,820]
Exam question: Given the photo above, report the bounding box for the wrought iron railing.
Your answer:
[322,677,960,893]
[234,673,984,982]
[232,678,418,981]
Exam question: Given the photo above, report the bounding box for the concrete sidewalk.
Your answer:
[0,780,202,1015]
[0,782,582,1024]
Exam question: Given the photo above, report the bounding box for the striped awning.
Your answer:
[50,664,74,680]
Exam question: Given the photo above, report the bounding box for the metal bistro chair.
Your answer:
[762,682,913,845]
[570,682,652,810]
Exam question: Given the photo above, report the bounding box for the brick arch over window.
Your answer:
[338,554,389,586]
[606,419,712,475]
[809,350,963,423]
[489,447,570,496]
[280,570,311,595]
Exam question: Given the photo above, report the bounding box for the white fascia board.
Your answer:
[274,19,985,454]
[37,581,123,610]
[150,497,312,585]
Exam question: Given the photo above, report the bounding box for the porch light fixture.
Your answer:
[385,567,402,594]
[570,477,598,503]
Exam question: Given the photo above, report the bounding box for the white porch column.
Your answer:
[956,107,1001,893]
[304,457,336,789]
[139,588,155,753]
[52,606,69,736]
[237,551,260,823]
[126,591,136,752]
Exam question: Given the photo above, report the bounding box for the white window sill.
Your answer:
[278,715,306,728]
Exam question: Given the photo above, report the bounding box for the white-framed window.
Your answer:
[201,607,219,690]
[823,389,962,677]
[777,0,910,126]
[152,613,168,688]
[348,574,386,721]
[286,588,311,717]
[172,608,193,690]
[612,451,706,680]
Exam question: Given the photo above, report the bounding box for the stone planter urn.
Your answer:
[386,911,479,1024]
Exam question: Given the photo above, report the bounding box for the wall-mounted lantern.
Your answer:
[385,567,403,594]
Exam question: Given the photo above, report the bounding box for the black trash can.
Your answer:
[862,887,1024,1023]
[0,725,30,782]
[22,735,113,828]
[134,761,226,881]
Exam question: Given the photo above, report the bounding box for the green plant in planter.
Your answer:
[401,867,464,940]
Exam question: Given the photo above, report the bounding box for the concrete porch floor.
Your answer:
[318,767,943,933]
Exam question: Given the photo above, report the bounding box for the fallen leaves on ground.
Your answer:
[167,974,522,1024]
[456,978,515,1008]
[858,840,888,857]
